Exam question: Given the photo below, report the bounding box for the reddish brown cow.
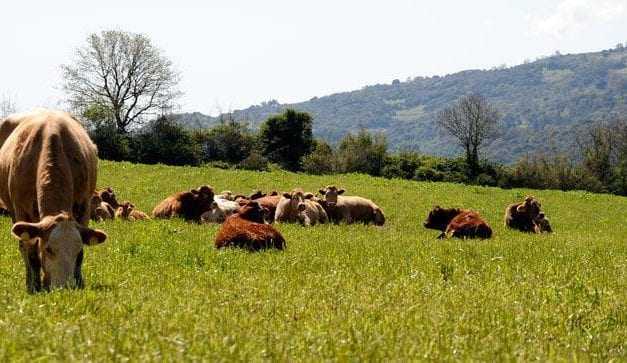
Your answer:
[424,206,492,239]
[152,185,215,222]
[0,109,107,292]
[90,193,114,222]
[215,200,285,251]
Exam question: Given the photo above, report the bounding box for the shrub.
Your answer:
[238,152,270,171]
[302,140,335,175]
[336,130,387,176]
[131,116,200,166]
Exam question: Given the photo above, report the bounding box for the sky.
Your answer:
[1,0,626,115]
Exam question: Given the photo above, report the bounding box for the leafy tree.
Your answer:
[62,30,181,134]
[132,116,199,166]
[259,109,313,171]
[193,121,254,164]
[336,130,387,176]
[302,139,335,175]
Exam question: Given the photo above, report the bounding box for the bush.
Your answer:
[302,140,335,175]
[259,109,313,171]
[89,123,131,161]
[131,116,200,166]
[238,152,269,171]
[193,121,254,164]
[382,152,421,179]
[336,130,387,176]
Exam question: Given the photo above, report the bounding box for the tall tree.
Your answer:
[437,94,500,175]
[62,30,181,133]
[259,109,313,171]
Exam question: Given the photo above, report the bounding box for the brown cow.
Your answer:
[533,212,553,233]
[275,189,328,226]
[318,186,385,225]
[115,201,151,221]
[97,187,120,209]
[215,200,285,251]
[152,185,215,222]
[504,196,550,233]
[424,206,492,239]
[253,194,282,223]
[90,193,114,222]
[0,109,107,292]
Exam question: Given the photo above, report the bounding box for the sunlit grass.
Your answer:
[0,160,625,360]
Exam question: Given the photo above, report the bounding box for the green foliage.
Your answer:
[259,109,313,171]
[336,130,387,176]
[301,139,335,175]
[132,116,200,166]
[237,151,270,172]
[0,161,625,360]
[382,151,421,179]
[193,121,255,164]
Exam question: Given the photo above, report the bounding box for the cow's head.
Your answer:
[318,185,345,207]
[116,201,135,218]
[237,201,267,223]
[249,190,266,200]
[516,196,541,218]
[191,185,215,214]
[99,187,119,209]
[282,189,308,212]
[11,212,106,291]
[423,206,461,231]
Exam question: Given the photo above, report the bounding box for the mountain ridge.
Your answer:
[173,46,627,163]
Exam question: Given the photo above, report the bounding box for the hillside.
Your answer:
[1,161,625,360]
[174,47,627,163]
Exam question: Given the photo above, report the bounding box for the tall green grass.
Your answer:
[0,161,625,361]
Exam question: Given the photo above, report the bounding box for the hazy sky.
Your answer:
[2,0,626,115]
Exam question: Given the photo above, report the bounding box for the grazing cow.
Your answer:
[90,193,114,222]
[97,187,120,209]
[423,206,492,239]
[253,194,282,223]
[504,196,550,233]
[275,189,328,226]
[215,200,285,251]
[0,109,107,292]
[115,201,151,221]
[152,185,215,222]
[318,186,385,225]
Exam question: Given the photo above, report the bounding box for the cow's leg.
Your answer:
[19,239,42,293]
[74,250,84,289]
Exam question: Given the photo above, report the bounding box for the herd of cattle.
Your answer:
[0,109,552,293]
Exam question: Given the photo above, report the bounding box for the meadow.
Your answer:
[0,160,625,361]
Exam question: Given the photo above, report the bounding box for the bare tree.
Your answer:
[62,30,181,133]
[437,94,501,175]
[1,94,16,118]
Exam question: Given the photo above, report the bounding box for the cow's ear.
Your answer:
[78,226,107,246]
[304,193,314,199]
[282,192,292,199]
[319,189,326,195]
[337,189,345,195]
[12,222,43,242]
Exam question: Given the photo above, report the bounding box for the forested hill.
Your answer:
[174,46,627,163]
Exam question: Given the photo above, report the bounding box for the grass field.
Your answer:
[0,160,625,361]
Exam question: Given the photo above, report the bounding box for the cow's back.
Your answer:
[338,196,380,222]
[0,110,98,223]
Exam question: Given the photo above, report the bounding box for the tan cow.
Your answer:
[275,189,328,226]
[318,186,385,226]
[115,201,151,221]
[0,109,107,293]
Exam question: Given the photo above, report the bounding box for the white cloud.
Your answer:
[529,0,626,37]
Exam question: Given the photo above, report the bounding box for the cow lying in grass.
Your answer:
[97,187,120,210]
[275,189,328,226]
[152,185,215,222]
[115,201,151,221]
[505,196,552,233]
[318,186,385,225]
[90,193,115,222]
[424,206,492,239]
[215,200,285,251]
